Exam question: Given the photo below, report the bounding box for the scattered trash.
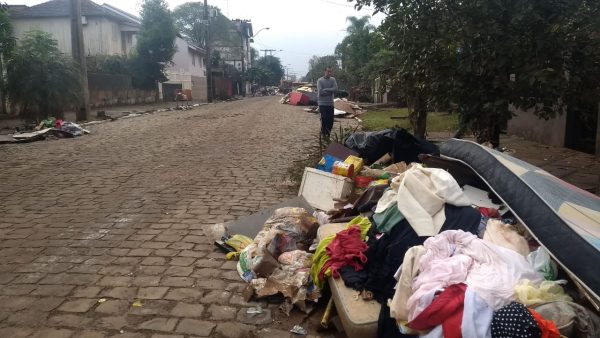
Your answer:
[98,298,106,303]
[246,305,263,315]
[290,324,307,335]
[132,300,143,307]
[206,223,226,242]
[237,208,321,312]
[279,299,294,316]
[215,234,253,260]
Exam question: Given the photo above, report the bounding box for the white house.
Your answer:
[159,36,208,102]
[9,0,140,56]
[10,0,208,103]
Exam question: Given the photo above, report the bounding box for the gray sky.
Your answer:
[6,0,383,78]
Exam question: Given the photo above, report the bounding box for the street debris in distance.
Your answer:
[284,92,366,119]
[3,117,91,144]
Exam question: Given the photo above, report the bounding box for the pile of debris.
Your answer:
[301,98,366,120]
[213,127,600,337]
[0,117,90,144]
[280,86,317,106]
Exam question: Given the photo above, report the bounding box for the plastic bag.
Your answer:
[514,279,572,306]
[225,234,253,252]
[313,211,331,225]
[344,129,395,164]
[237,208,319,281]
[278,250,313,268]
[345,128,439,165]
[237,244,257,282]
[527,247,558,280]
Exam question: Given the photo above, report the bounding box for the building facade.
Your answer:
[9,0,140,56]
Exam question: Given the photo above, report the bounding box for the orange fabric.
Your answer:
[528,308,560,338]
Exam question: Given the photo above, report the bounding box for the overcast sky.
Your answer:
[6,0,384,77]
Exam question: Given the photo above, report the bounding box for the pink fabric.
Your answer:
[318,226,368,281]
[407,230,542,321]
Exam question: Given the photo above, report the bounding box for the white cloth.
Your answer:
[407,230,542,321]
[389,246,426,322]
[483,219,530,257]
[375,164,471,236]
[462,287,493,338]
[422,325,443,338]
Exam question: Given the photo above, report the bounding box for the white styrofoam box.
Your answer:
[298,167,354,211]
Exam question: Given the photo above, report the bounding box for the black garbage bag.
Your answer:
[344,128,439,165]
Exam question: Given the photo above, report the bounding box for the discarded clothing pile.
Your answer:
[308,160,596,338]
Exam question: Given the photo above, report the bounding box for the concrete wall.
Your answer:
[191,76,207,102]
[88,73,156,108]
[507,105,567,147]
[12,16,127,56]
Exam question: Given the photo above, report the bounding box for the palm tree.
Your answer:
[335,16,375,88]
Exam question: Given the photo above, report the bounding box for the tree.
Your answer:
[255,55,284,86]
[246,67,267,86]
[0,4,15,114]
[305,55,344,86]
[173,2,240,51]
[133,0,177,89]
[353,0,600,145]
[7,31,80,121]
[335,16,375,88]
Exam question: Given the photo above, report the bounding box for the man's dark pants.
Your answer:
[319,105,334,136]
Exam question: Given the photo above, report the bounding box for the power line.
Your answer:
[319,0,354,8]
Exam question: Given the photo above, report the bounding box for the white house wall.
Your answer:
[82,17,122,55]
[169,37,191,75]
[12,17,73,54]
[164,37,207,101]
[188,49,204,77]
[12,16,124,56]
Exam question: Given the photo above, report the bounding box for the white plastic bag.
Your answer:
[527,247,557,280]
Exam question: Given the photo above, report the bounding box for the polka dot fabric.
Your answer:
[491,302,541,338]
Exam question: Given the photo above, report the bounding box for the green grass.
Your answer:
[361,108,459,133]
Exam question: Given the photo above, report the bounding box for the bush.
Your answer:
[7,31,81,121]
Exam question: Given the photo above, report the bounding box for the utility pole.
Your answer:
[70,0,90,121]
[0,53,5,115]
[204,0,212,102]
[240,24,246,96]
[260,49,276,57]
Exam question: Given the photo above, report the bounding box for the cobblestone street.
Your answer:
[0,97,329,338]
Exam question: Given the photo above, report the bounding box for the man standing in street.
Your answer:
[317,67,338,138]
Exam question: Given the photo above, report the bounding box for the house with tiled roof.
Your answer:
[9,0,140,56]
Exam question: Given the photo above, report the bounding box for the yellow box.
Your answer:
[344,156,364,177]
